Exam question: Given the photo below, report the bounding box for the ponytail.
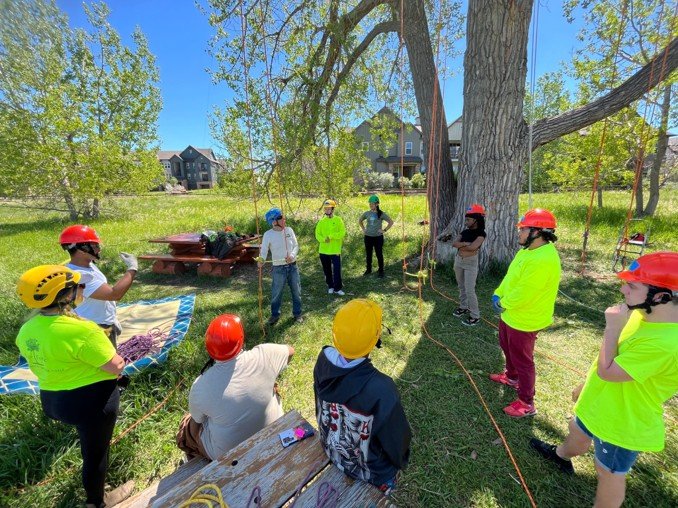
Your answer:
[376,205,383,219]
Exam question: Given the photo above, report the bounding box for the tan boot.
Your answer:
[103,480,135,507]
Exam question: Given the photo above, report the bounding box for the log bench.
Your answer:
[139,254,240,277]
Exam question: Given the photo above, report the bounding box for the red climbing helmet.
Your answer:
[205,314,245,361]
[465,204,486,216]
[617,252,678,291]
[517,208,556,230]
[59,225,101,246]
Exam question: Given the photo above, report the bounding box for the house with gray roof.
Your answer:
[157,146,224,190]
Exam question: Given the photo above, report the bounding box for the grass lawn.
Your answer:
[0,189,676,507]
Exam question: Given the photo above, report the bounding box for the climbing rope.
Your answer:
[116,328,169,363]
[178,484,230,508]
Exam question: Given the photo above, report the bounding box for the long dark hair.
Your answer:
[375,204,383,219]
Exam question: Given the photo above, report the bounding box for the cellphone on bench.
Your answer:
[279,422,315,448]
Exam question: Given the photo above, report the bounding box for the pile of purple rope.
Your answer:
[117,328,168,363]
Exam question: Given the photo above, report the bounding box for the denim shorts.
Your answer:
[574,416,639,475]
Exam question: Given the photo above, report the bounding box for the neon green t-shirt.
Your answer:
[16,314,117,391]
[494,242,561,331]
[315,215,346,255]
[574,311,678,452]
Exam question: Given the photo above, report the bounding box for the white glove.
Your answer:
[120,252,138,272]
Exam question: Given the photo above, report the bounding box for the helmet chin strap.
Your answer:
[521,228,540,249]
[77,243,100,260]
[627,286,672,314]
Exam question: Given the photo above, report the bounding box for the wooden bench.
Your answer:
[112,456,210,508]
[147,410,390,508]
[139,254,240,277]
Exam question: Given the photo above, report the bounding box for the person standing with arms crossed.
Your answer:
[359,194,394,278]
[315,199,346,296]
[489,208,561,418]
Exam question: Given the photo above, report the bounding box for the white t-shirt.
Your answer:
[189,344,290,460]
[66,262,117,326]
[259,227,299,266]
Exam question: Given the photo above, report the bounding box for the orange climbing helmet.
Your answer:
[517,208,557,230]
[617,252,678,291]
[205,314,245,361]
[465,204,486,217]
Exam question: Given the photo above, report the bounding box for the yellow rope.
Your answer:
[178,484,229,508]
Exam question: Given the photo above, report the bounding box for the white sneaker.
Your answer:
[335,290,345,296]
[328,288,334,294]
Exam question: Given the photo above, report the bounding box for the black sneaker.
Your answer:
[462,316,480,326]
[529,438,575,474]
[363,270,372,276]
[294,315,304,324]
[267,316,279,325]
[452,307,468,317]
[377,271,384,278]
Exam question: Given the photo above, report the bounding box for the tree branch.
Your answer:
[532,37,678,149]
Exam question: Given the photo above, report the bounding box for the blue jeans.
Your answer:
[575,416,639,474]
[271,263,302,318]
[319,254,342,291]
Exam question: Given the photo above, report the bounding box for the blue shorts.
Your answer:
[574,416,639,475]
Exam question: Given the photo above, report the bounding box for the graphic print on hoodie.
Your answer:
[313,346,412,487]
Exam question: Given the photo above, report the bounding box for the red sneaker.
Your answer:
[503,399,537,418]
[489,372,519,390]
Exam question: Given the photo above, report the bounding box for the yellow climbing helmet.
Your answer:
[17,265,81,309]
[332,299,383,359]
[323,199,337,209]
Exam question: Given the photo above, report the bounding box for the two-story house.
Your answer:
[353,107,424,180]
[157,146,224,190]
[354,107,464,180]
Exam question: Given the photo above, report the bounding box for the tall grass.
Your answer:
[0,189,676,507]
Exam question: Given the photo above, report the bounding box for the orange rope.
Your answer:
[580,1,629,273]
[238,0,266,336]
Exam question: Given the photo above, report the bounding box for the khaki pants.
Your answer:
[454,254,480,319]
[176,413,211,460]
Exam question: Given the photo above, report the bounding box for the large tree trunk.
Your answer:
[402,0,455,262]
[643,84,671,216]
[456,0,532,266]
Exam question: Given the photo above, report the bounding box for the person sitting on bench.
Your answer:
[177,314,294,460]
[313,299,412,494]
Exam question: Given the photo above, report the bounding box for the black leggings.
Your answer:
[40,380,119,507]
[364,235,384,272]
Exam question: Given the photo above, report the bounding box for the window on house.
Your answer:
[405,142,413,155]
[201,163,207,170]
[201,172,209,182]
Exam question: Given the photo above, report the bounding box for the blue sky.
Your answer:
[57,1,584,153]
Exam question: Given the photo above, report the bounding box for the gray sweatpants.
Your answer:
[453,254,480,319]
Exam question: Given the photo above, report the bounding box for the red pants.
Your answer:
[498,319,538,405]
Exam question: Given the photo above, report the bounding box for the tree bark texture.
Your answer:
[643,84,671,216]
[401,0,455,261]
[456,0,532,266]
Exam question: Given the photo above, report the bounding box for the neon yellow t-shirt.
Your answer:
[16,314,117,391]
[315,216,346,255]
[574,311,678,451]
[494,242,561,331]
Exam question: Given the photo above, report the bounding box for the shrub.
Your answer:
[364,171,395,190]
[397,176,412,189]
[411,173,426,189]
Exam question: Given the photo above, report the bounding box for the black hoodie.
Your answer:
[313,346,412,488]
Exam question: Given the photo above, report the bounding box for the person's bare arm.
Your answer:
[100,354,125,375]
[89,270,136,301]
[286,345,295,362]
[451,234,466,248]
[459,235,485,253]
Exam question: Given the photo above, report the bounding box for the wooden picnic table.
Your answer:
[140,232,261,277]
[148,410,391,508]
